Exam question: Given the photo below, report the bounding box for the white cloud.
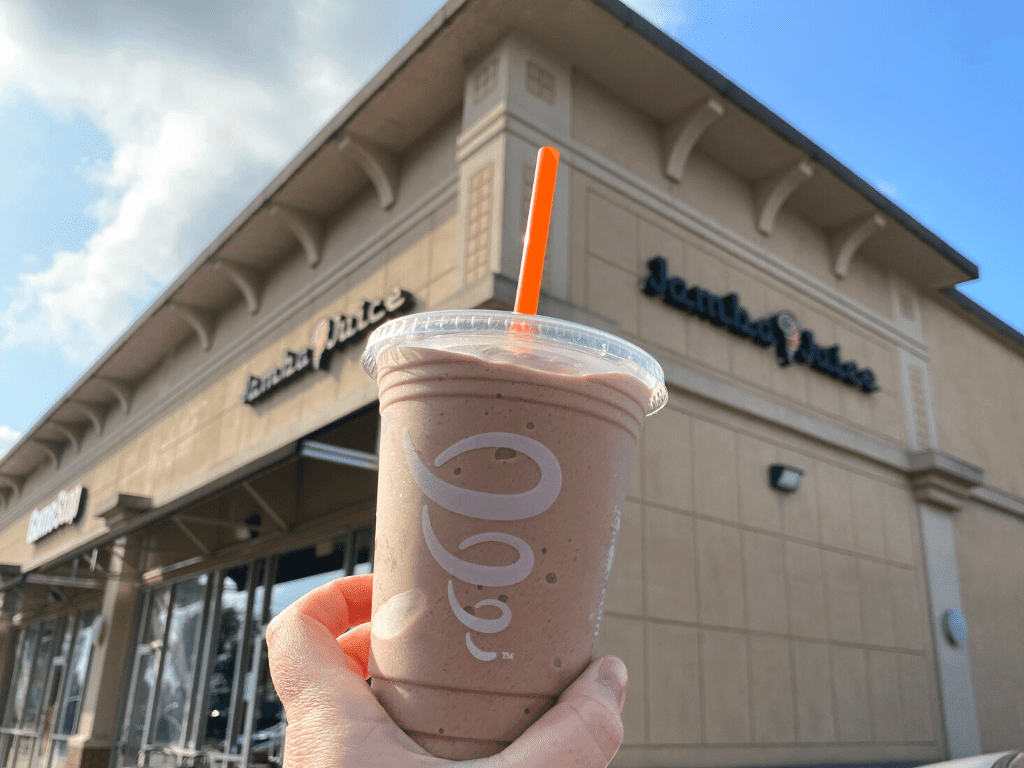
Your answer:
[0,425,21,459]
[0,0,439,366]
[623,0,697,34]
[874,178,900,201]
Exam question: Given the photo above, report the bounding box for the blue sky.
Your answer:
[0,0,1021,456]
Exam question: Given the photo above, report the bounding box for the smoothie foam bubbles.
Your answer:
[362,309,665,759]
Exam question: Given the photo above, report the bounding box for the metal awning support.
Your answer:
[241,482,290,532]
[172,517,212,557]
[299,440,378,471]
[0,564,22,594]
[173,514,261,533]
[23,574,104,590]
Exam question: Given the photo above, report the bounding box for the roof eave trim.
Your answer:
[940,287,1024,354]
[591,0,979,283]
[0,0,473,482]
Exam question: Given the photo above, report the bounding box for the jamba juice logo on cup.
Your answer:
[404,431,562,662]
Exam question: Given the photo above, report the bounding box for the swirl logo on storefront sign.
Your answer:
[404,431,562,662]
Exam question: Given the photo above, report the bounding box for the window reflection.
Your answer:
[200,565,250,753]
[152,576,208,746]
[47,741,67,768]
[122,653,156,767]
[121,586,172,768]
[1,607,101,768]
[3,624,40,728]
[116,528,372,768]
[248,542,349,765]
[57,608,99,736]
[144,587,172,645]
[21,618,58,730]
[11,736,31,768]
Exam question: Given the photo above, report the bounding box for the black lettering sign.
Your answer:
[242,287,412,405]
[641,257,878,393]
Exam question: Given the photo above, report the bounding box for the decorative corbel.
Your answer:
[71,401,105,436]
[0,475,25,502]
[271,203,325,268]
[662,97,725,182]
[50,422,82,453]
[94,377,132,416]
[831,213,886,278]
[754,159,814,235]
[96,492,152,529]
[28,439,62,469]
[214,260,264,315]
[169,302,214,352]
[339,136,399,210]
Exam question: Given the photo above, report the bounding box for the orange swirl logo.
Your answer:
[310,318,332,370]
[776,312,801,363]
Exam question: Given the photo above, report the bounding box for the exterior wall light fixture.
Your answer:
[942,609,969,647]
[769,464,804,493]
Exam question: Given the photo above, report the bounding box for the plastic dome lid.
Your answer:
[362,309,667,416]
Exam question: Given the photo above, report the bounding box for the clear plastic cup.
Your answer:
[361,309,666,759]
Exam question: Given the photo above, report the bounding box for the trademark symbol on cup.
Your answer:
[502,652,514,660]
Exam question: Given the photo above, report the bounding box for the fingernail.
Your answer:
[598,657,627,712]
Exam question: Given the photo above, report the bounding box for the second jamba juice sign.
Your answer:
[242,287,412,405]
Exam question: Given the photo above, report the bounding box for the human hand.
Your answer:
[266,573,628,768]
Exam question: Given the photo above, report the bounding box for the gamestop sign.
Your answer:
[26,486,87,544]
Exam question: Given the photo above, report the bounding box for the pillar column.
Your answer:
[908,448,983,758]
[0,618,16,703]
[455,34,573,305]
[65,532,145,768]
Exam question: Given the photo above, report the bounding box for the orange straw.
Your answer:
[514,146,560,315]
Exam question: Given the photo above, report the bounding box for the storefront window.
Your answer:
[151,576,208,747]
[43,743,66,768]
[247,538,355,765]
[121,653,156,767]
[3,623,40,729]
[56,608,99,736]
[0,607,100,768]
[198,565,253,754]
[117,526,372,768]
[18,618,57,731]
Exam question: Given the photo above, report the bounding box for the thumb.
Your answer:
[490,656,627,768]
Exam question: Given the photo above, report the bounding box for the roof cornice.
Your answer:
[0,0,473,491]
[591,0,979,283]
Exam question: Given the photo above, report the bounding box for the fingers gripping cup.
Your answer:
[361,311,667,759]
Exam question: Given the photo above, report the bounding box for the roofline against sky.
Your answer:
[0,0,471,475]
[592,0,980,282]
[39,0,988,395]
[940,287,1024,351]
[1,0,1007,483]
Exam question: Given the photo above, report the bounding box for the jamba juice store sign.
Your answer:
[27,485,87,544]
[642,257,878,393]
[243,287,412,405]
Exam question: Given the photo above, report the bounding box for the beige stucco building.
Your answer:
[1,1,1022,767]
